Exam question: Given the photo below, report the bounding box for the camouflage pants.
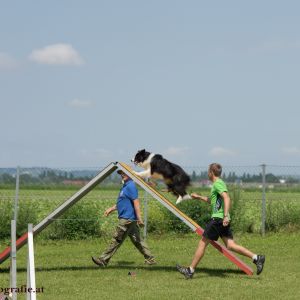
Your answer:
[99,218,153,264]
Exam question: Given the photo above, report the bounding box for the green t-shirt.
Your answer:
[210,178,230,219]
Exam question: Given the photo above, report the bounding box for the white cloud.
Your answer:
[282,147,300,155]
[29,43,84,65]
[163,146,189,156]
[0,52,18,69]
[209,146,236,157]
[68,98,93,108]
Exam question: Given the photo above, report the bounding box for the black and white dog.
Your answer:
[131,149,191,204]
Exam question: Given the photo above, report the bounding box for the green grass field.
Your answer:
[1,232,300,300]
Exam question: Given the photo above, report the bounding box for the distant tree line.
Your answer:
[190,171,299,184]
[0,170,121,186]
[0,170,299,186]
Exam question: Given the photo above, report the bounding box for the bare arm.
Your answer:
[104,204,117,217]
[191,192,211,204]
[133,199,144,225]
[220,191,230,226]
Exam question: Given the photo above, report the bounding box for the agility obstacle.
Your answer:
[117,162,253,275]
[0,162,117,264]
[0,162,253,275]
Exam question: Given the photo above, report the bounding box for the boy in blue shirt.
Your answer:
[92,170,155,267]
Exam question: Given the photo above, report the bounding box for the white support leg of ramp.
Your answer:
[10,220,17,300]
[27,224,36,300]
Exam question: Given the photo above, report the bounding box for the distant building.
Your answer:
[199,179,212,187]
[63,180,88,186]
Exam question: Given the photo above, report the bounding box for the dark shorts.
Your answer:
[203,218,233,241]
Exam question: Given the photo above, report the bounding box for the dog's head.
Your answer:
[131,149,151,167]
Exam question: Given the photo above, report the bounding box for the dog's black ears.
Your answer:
[138,149,146,153]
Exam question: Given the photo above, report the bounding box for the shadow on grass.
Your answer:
[0,264,175,273]
[196,267,246,277]
[1,263,256,279]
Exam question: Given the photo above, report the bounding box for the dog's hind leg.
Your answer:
[165,183,174,193]
[173,184,186,197]
[165,183,182,204]
[182,194,192,200]
[173,184,191,204]
[173,185,184,204]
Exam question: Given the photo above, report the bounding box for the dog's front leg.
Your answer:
[133,169,151,179]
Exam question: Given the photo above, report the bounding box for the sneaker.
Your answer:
[176,264,194,279]
[92,256,107,267]
[144,256,156,265]
[254,255,265,275]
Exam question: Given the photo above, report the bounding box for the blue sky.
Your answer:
[1,1,300,167]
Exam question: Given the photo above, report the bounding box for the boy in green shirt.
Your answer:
[177,163,265,279]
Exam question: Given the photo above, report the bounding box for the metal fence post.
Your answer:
[261,164,266,237]
[13,166,20,223]
[143,180,148,241]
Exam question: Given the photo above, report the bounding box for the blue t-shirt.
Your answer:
[117,179,138,220]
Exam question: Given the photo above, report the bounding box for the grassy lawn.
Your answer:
[1,232,300,300]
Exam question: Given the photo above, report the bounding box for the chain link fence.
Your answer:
[1,164,300,241]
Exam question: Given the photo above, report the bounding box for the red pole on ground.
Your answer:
[195,228,253,275]
[0,232,28,264]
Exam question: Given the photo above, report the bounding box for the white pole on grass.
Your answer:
[27,224,36,300]
[10,220,17,300]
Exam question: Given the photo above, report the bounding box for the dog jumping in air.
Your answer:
[131,149,191,204]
